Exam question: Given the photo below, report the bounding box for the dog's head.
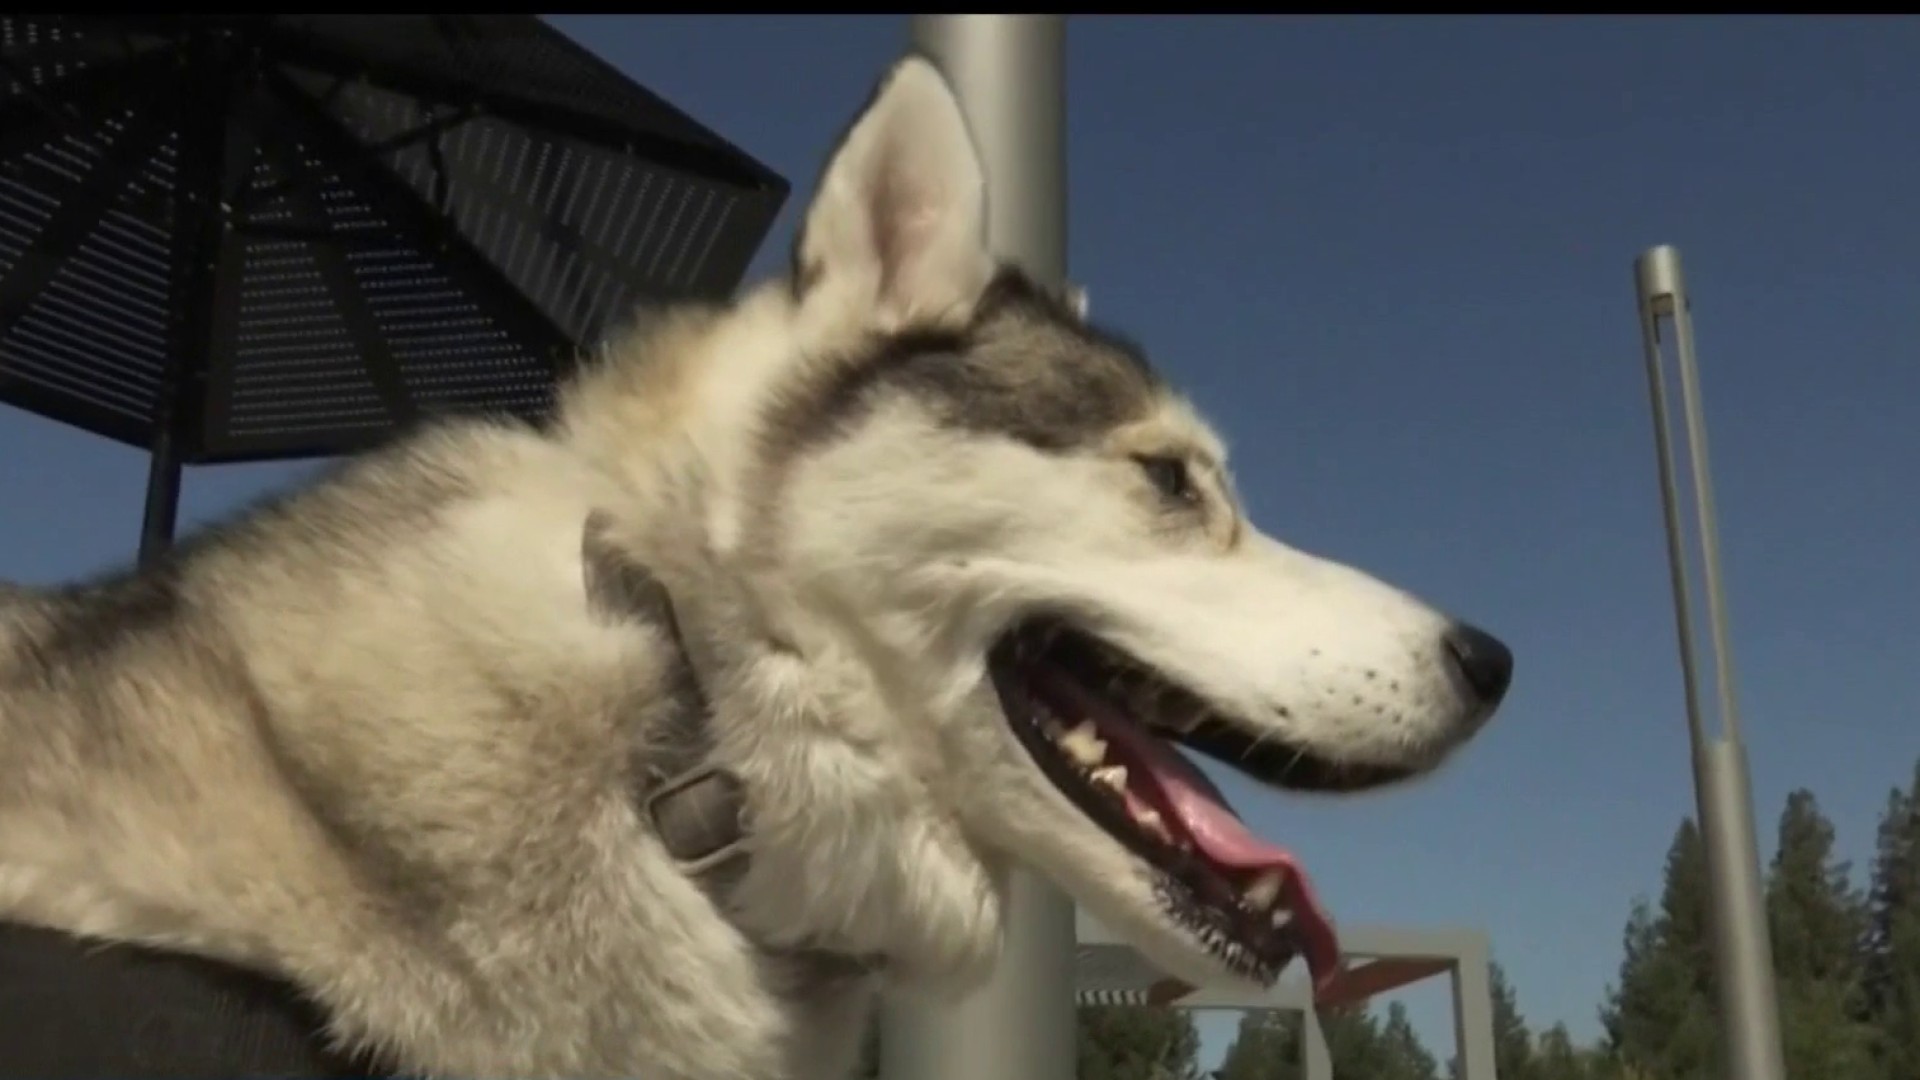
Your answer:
[576,57,1513,993]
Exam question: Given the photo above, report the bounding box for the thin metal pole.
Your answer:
[139,29,238,568]
[879,14,1076,1080]
[1633,245,1786,1080]
[137,421,184,567]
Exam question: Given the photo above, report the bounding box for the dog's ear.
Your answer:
[793,54,992,329]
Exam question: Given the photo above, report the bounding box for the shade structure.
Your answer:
[1073,915,1504,1080]
[0,14,787,555]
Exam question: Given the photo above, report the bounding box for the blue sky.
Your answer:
[4,13,1917,1069]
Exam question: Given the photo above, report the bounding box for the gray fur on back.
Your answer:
[0,418,851,1077]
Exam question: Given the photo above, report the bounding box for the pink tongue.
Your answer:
[1036,673,1341,995]
[1103,718,1292,868]
[1096,715,1341,994]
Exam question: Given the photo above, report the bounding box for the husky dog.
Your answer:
[0,55,1513,1080]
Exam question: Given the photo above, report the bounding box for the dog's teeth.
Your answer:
[1270,908,1293,930]
[1133,807,1172,844]
[1091,764,1128,791]
[1059,722,1107,766]
[1242,869,1284,910]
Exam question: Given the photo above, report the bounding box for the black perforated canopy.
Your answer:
[0,14,788,467]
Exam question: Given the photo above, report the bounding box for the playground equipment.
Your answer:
[1076,911,1500,1080]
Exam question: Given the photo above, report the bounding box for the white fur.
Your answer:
[795,57,995,333]
[0,54,1507,1078]
[570,54,1505,1006]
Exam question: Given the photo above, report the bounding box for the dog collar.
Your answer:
[581,512,755,889]
[640,733,887,987]
[584,513,884,983]
[639,753,751,884]
[631,647,887,988]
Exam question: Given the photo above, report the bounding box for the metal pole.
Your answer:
[880,14,1076,1080]
[137,422,184,567]
[140,29,238,568]
[1633,244,1786,1080]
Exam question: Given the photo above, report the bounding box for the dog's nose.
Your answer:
[1443,624,1513,706]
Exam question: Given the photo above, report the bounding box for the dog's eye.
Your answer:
[1135,455,1198,505]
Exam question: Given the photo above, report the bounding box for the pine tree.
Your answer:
[1375,1002,1441,1080]
[1769,789,1868,983]
[1214,1009,1299,1080]
[1865,759,1920,1079]
[1863,782,1911,1007]
[1076,1004,1202,1080]
[1766,788,1876,1079]
[1874,915,1920,1080]
[1653,819,1715,1005]
[1451,962,1538,1080]
[1321,1006,1389,1077]
[1533,1023,1594,1080]
[1597,898,1657,1064]
[1597,819,1719,1080]
[1488,961,1537,1080]
[1220,1004,1422,1080]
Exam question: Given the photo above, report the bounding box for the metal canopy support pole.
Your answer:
[879,14,1075,1080]
[141,30,238,567]
[137,408,187,565]
[1633,245,1787,1080]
